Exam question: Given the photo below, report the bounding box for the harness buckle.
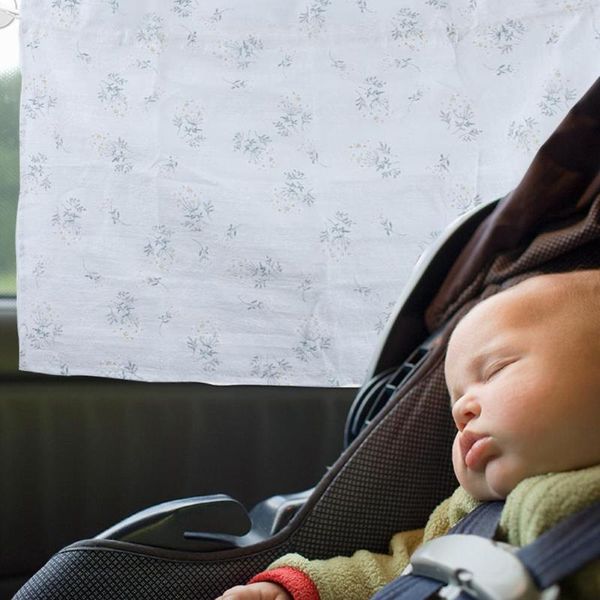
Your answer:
[405,534,560,600]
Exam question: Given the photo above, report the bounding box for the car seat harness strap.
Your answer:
[372,500,600,600]
[516,500,600,590]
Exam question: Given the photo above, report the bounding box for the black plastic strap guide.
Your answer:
[345,328,444,446]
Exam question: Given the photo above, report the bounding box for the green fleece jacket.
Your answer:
[267,465,600,599]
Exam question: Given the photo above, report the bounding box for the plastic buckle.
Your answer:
[405,534,560,600]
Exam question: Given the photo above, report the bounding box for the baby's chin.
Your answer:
[460,476,506,501]
[466,460,535,501]
[456,462,516,501]
[470,483,506,501]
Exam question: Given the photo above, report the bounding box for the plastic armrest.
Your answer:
[95,494,252,551]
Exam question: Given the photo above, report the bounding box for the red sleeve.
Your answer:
[249,566,320,600]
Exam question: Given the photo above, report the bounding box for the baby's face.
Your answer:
[444,275,600,501]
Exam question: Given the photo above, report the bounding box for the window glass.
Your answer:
[0,19,20,297]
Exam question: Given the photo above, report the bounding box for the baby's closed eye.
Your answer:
[483,358,517,382]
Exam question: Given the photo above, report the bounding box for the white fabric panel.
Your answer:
[16,0,599,385]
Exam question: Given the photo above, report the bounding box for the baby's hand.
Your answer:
[216,581,292,600]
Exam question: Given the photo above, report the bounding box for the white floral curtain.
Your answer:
[16,0,599,385]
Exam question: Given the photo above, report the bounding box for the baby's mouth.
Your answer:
[459,431,494,471]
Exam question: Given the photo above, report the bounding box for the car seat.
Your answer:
[14,77,600,600]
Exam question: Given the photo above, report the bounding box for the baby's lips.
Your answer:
[459,431,494,471]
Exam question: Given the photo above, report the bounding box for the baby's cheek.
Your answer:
[451,438,471,489]
[499,376,548,428]
[451,437,462,475]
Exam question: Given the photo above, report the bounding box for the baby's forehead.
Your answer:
[463,275,574,328]
[448,272,597,361]
[456,286,542,335]
[447,282,558,359]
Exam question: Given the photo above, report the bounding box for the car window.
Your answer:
[0,19,20,298]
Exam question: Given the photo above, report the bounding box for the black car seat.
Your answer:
[14,77,600,600]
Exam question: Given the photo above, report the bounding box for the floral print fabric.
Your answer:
[16,0,599,385]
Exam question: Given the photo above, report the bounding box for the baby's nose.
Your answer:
[452,395,480,430]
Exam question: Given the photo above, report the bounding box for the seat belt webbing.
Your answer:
[447,501,504,536]
[372,500,600,599]
[516,500,600,590]
[371,502,503,600]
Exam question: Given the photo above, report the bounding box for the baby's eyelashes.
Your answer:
[483,363,505,382]
[482,357,517,382]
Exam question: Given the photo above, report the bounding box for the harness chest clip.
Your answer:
[405,534,560,600]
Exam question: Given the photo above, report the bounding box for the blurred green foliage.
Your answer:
[0,68,20,296]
